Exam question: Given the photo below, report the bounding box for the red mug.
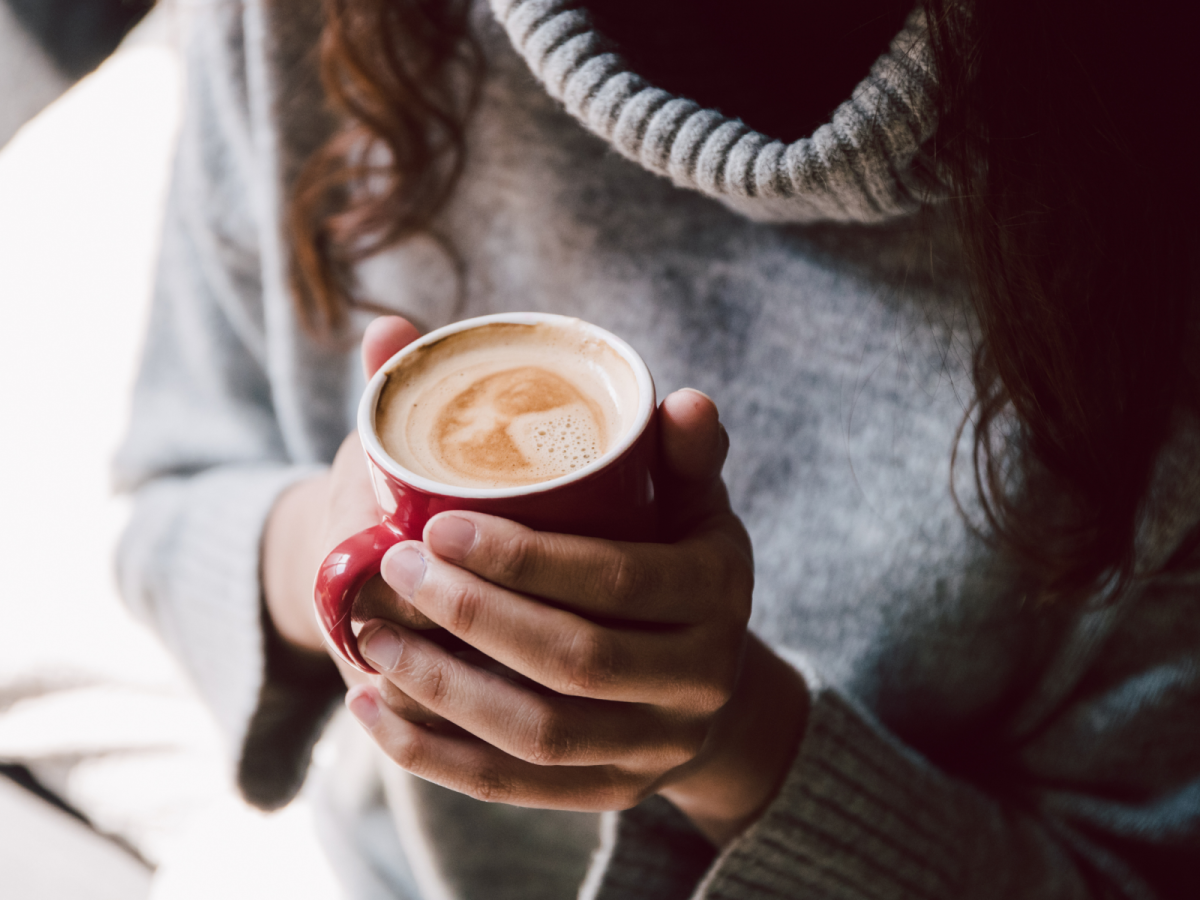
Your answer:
[314,312,660,672]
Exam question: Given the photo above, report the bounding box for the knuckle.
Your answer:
[559,630,619,696]
[721,538,755,604]
[726,562,754,622]
[609,778,651,811]
[702,547,752,618]
[692,662,737,714]
[413,658,452,707]
[443,580,485,636]
[644,725,699,771]
[465,767,510,804]
[604,553,648,609]
[692,688,725,716]
[524,712,574,767]
[685,561,719,614]
[685,531,752,609]
[576,767,647,812]
[670,721,709,766]
[388,729,423,772]
[377,679,416,713]
[493,531,538,586]
[716,651,742,697]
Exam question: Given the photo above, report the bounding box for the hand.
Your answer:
[345,390,810,845]
[261,316,434,687]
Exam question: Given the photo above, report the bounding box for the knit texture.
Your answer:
[115,464,318,754]
[488,0,944,222]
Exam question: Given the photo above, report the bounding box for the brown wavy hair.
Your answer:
[288,0,482,335]
[289,0,1197,602]
[926,0,1196,600]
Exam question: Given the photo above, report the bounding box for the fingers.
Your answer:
[322,433,439,632]
[375,675,445,726]
[357,622,699,769]
[380,542,745,708]
[362,316,421,379]
[352,573,438,631]
[421,511,752,624]
[329,611,444,724]
[346,684,646,811]
[659,389,728,483]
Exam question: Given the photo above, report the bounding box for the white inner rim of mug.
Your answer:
[358,312,656,499]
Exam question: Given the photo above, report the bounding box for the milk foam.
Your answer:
[376,323,639,489]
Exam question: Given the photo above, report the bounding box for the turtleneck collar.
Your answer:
[489,0,945,223]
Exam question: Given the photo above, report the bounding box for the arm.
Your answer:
[113,1,341,807]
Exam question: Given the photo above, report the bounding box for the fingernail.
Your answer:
[346,687,380,728]
[680,387,715,404]
[427,516,477,561]
[383,546,425,598]
[362,627,403,671]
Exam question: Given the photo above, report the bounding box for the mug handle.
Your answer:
[314,523,406,672]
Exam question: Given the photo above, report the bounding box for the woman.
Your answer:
[116,0,1197,896]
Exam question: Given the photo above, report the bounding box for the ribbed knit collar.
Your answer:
[489,0,944,223]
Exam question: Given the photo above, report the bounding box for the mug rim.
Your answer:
[358,312,656,500]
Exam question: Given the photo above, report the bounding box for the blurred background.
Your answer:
[0,2,342,897]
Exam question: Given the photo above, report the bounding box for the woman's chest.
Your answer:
[348,28,1032,752]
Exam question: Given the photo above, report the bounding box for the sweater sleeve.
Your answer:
[584,585,1200,900]
[113,0,341,809]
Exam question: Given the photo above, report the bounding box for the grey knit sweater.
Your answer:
[115,1,1200,898]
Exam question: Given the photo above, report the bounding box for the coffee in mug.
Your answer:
[374,321,641,489]
[316,312,660,673]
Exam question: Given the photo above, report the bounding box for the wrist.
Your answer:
[660,635,809,846]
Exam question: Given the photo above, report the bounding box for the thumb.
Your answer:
[659,389,728,483]
[362,316,422,379]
